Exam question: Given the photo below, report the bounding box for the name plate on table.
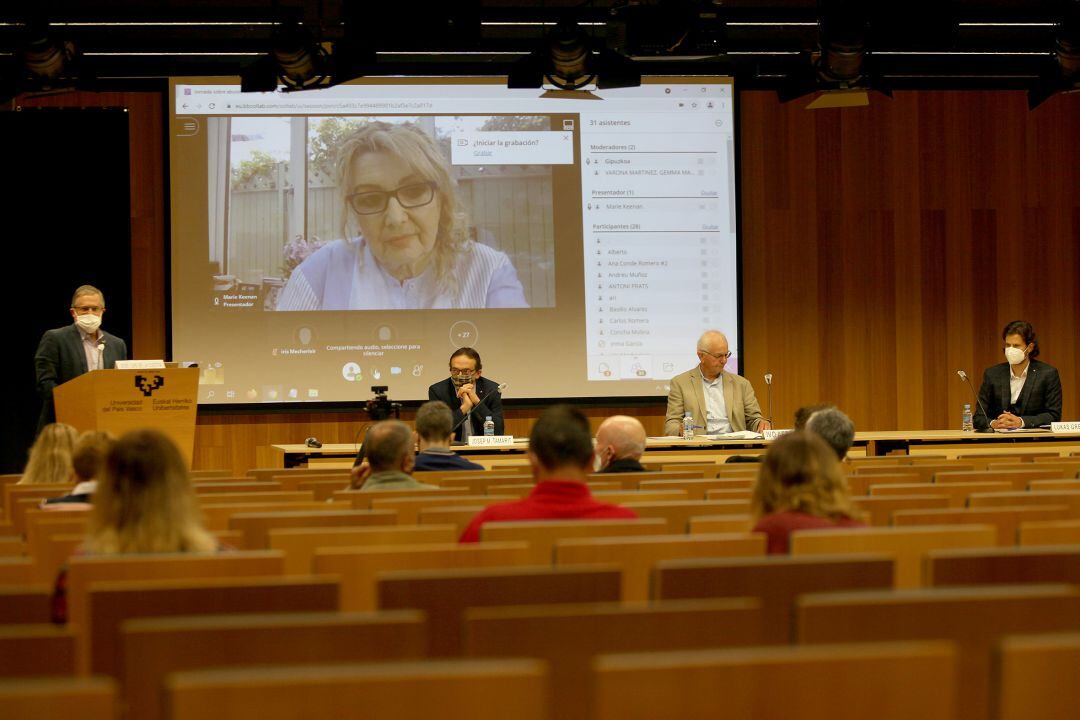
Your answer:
[763,429,794,440]
[468,435,515,447]
[115,359,166,370]
[1051,421,1080,433]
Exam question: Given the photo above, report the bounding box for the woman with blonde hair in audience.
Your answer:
[41,430,114,510]
[52,428,218,622]
[752,431,865,554]
[18,422,78,484]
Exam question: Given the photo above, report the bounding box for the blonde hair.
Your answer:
[752,431,862,522]
[84,429,216,555]
[19,423,79,484]
[336,121,469,298]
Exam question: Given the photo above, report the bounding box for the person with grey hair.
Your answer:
[352,420,438,492]
[412,400,485,472]
[34,285,128,432]
[664,330,770,436]
[805,406,855,461]
[594,415,648,473]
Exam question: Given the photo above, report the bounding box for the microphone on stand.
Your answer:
[763,373,773,427]
[956,370,992,433]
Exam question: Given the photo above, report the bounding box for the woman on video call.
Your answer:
[275,121,528,311]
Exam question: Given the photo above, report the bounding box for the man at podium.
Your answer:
[34,285,128,432]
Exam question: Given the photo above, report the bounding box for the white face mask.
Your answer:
[1004,346,1026,365]
[75,314,102,334]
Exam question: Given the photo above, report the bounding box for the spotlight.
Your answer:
[508,17,641,92]
[241,22,330,93]
[1029,6,1080,109]
[20,23,76,82]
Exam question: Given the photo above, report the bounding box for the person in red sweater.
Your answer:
[459,405,637,542]
[752,431,865,554]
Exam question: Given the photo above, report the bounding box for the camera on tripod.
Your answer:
[364,385,401,420]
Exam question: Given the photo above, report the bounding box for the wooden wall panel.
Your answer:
[740,90,1079,433]
[22,88,1078,469]
[18,91,166,361]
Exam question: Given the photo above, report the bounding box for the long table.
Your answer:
[270,429,1080,468]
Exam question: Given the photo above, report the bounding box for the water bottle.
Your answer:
[961,403,974,432]
[683,412,694,440]
[483,416,495,436]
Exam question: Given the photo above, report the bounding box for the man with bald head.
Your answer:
[351,420,438,492]
[664,330,771,436]
[594,415,648,473]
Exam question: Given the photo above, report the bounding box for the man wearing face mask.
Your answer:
[973,320,1062,431]
[34,285,129,433]
[427,347,504,442]
[594,416,648,473]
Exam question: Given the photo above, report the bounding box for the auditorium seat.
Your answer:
[0,537,20,557]
[869,481,1013,507]
[856,463,975,482]
[653,554,894,643]
[313,541,532,611]
[1018,519,1080,545]
[624,499,752,532]
[377,565,622,656]
[269,524,458,574]
[165,659,546,720]
[790,525,997,587]
[0,677,115,720]
[228,509,397,549]
[198,501,338,531]
[481,518,669,564]
[193,481,285,494]
[926,545,1080,587]
[969,491,1080,514]
[555,533,765,600]
[64,551,286,643]
[796,584,1080,720]
[687,514,754,534]
[593,640,956,720]
[370,494,516,524]
[994,632,1080,720]
[464,598,764,720]
[636,478,749,499]
[334,487,469,507]
[845,472,924,496]
[0,625,76,676]
[988,462,1080,479]
[935,469,1063,491]
[88,575,339,676]
[417,506,486,532]
[892,505,1070,545]
[0,559,34,586]
[122,610,426,720]
[0,586,52,624]
[853,494,950,526]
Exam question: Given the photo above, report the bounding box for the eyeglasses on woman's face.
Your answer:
[345,181,436,215]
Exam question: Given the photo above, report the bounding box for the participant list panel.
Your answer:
[581,96,738,382]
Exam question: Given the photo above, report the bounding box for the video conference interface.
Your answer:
[168,78,738,404]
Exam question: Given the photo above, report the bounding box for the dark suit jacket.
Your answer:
[428,376,504,442]
[973,359,1062,430]
[598,457,646,473]
[35,323,128,431]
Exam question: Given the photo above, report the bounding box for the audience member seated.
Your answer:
[41,430,114,510]
[459,405,638,542]
[804,406,855,461]
[594,415,648,473]
[52,428,223,622]
[751,431,865,554]
[793,404,831,430]
[350,420,440,492]
[18,422,78,484]
[411,401,486,472]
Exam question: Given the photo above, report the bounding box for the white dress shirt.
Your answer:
[701,370,732,434]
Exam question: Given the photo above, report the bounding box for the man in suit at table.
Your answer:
[34,285,128,433]
[974,320,1062,431]
[664,330,771,436]
[428,347,504,442]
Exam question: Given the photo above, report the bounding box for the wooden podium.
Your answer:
[53,367,199,466]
